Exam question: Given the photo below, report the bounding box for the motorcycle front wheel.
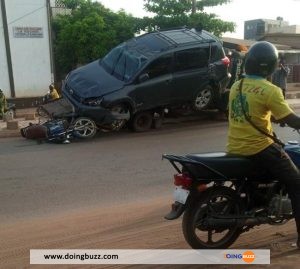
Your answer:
[182,186,243,249]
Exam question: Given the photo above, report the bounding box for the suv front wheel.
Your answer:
[130,111,153,132]
[193,85,214,111]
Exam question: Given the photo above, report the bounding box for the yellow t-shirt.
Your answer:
[50,89,60,100]
[227,77,293,155]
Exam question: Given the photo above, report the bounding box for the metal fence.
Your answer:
[286,64,300,83]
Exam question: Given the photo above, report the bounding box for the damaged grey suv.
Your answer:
[63,28,230,134]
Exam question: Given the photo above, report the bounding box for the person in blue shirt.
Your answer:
[272,59,290,99]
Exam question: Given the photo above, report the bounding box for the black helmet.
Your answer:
[245,41,278,77]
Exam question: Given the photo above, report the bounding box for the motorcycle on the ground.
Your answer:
[163,140,300,249]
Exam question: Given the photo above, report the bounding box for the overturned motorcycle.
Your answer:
[21,119,77,143]
[163,141,300,249]
[37,98,132,139]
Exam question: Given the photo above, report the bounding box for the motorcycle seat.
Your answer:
[185,152,258,179]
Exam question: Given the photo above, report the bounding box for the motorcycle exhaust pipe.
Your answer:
[204,217,269,228]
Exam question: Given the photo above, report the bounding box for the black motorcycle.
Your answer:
[163,144,298,249]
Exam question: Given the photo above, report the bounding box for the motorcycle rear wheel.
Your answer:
[182,186,243,249]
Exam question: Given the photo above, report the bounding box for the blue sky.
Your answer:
[98,0,300,38]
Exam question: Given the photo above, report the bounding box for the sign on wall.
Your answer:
[13,27,43,38]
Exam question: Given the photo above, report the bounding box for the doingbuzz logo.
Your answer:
[224,250,255,263]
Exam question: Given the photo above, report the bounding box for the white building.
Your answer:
[0,0,53,98]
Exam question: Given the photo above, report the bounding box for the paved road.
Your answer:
[2,117,300,268]
[1,116,299,223]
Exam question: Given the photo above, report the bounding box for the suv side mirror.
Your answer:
[138,73,150,83]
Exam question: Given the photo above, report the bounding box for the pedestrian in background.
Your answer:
[49,84,60,100]
[272,58,290,99]
[0,89,8,119]
[227,48,245,89]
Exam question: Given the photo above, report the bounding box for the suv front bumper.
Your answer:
[62,87,129,125]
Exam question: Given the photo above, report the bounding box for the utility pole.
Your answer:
[46,0,55,84]
[1,0,15,97]
[191,0,196,15]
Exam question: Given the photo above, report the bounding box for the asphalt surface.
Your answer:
[1,115,299,223]
[2,114,300,268]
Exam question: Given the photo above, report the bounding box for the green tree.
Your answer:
[141,0,235,36]
[52,0,139,79]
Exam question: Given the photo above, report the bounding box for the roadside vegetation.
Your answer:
[53,0,235,80]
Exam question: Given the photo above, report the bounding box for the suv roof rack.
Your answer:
[155,26,189,32]
[154,28,216,47]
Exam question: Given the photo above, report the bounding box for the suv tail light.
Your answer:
[174,173,192,189]
[221,56,230,67]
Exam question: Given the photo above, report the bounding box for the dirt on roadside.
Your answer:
[0,197,300,269]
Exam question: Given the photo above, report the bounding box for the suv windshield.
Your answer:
[101,43,148,82]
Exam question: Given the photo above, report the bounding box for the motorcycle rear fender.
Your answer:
[164,201,186,220]
[164,189,205,220]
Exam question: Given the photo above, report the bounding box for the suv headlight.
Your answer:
[82,97,103,106]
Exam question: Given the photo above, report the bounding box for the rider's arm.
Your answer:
[278,113,300,129]
[268,85,295,126]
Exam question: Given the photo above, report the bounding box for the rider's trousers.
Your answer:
[249,143,300,229]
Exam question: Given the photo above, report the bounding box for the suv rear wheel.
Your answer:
[193,85,214,111]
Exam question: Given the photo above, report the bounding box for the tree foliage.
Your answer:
[53,0,139,79]
[141,0,234,36]
[52,0,235,80]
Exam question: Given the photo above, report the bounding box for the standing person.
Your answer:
[49,84,60,100]
[227,49,245,89]
[272,58,290,98]
[218,48,245,117]
[227,41,300,248]
[0,89,8,119]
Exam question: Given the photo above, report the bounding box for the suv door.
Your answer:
[130,54,173,111]
[170,47,209,104]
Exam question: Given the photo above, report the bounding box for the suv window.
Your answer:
[102,43,148,82]
[143,54,173,79]
[209,45,225,62]
[175,48,209,72]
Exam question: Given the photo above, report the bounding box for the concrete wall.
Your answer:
[264,34,300,49]
[0,0,52,98]
[269,25,300,34]
[0,2,10,96]
[284,53,300,65]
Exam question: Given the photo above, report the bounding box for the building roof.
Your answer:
[222,37,254,47]
[245,18,288,25]
[263,33,300,38]
[222,36,294,52]
[260,33,300,49]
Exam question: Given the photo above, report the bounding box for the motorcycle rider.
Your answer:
[227,41,300,248]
